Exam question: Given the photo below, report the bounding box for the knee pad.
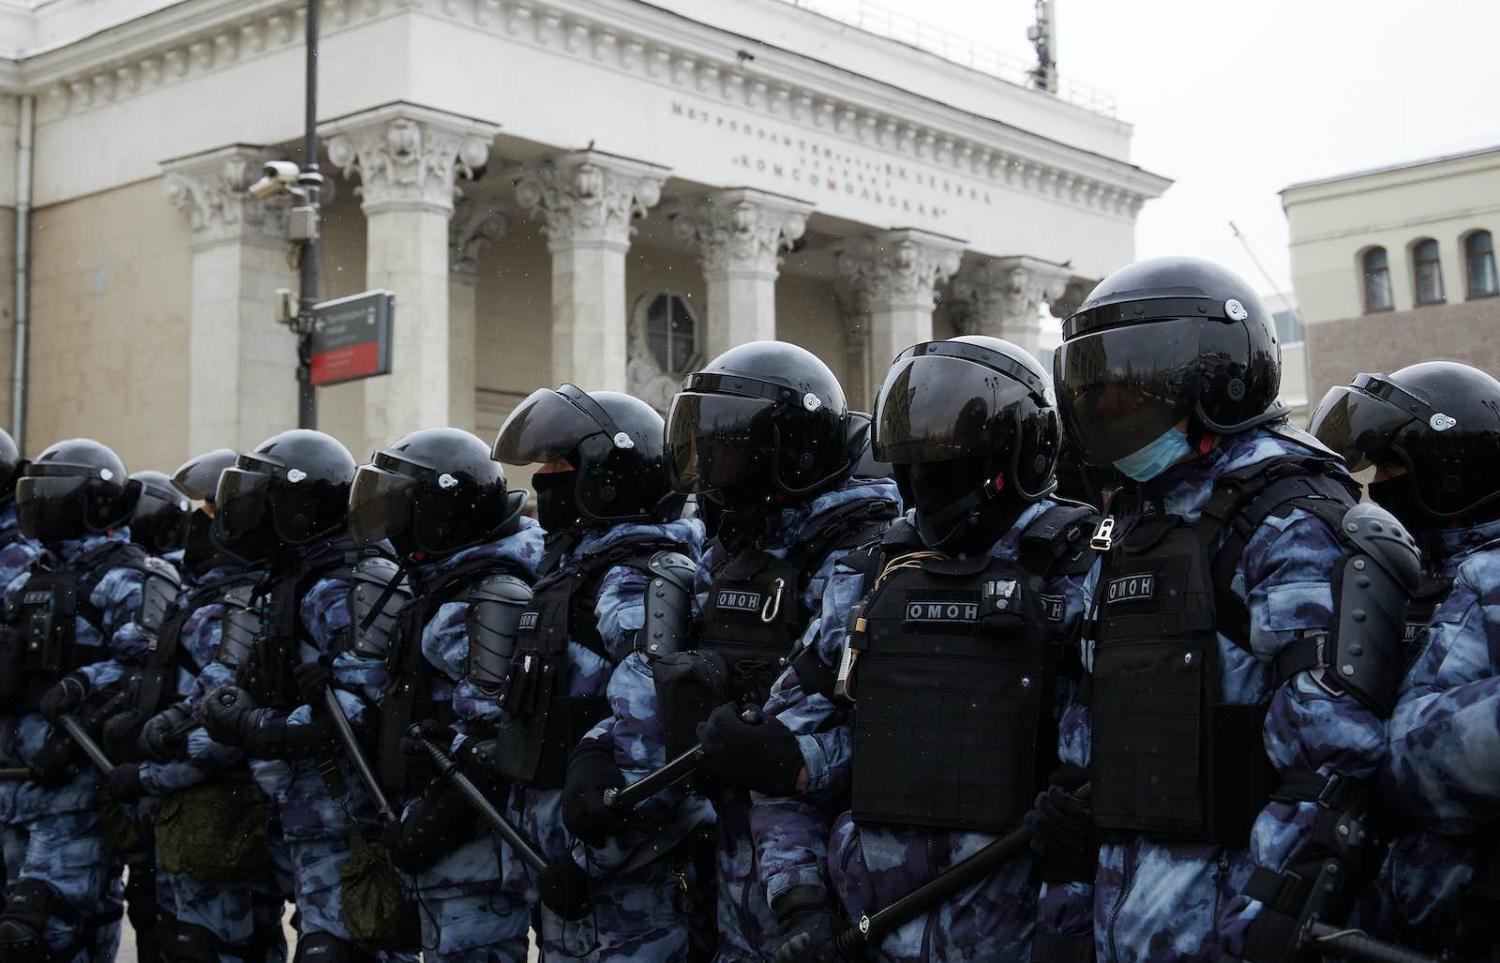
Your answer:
[0,878,68,961]
[172,919,262,963]
[292,931,355,963]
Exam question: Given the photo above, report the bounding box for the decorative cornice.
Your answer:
[671,187,811,278]
[19,0,1167,220]
[449,195,506,278]
[950,256,1073,336]
[323,104,498,213]
[836,228,964,309]
[513,149,667,249]
[162,143,288,248]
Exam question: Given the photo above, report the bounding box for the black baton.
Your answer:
[0,768,30,780]
[58,714,114,775]
[322,687,397,824]
[834,785,1092,957]
[1302,921,1440,963]
[413,730,547,873]
[602,706,766,812]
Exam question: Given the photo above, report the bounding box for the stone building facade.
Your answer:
[0,0,1168,475]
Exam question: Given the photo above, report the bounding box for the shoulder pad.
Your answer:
[647,550,695,589]
[1020,501,1099,576]
[348,556,414,660]
[143,555,183,588]
[640,550,695,661]
[468,572,533,606]
[1338,503,1421,592]
[879,518,923,553]
[352,554,402,584]
[221,582,256,609]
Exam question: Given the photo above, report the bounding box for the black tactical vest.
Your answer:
[698,498,898,708]
[848,507,1089,833]
[236,549,351,711]
[10,541,158,711]
[1402,573,1453,674]
[1088,456,1359,847]
[490,535,681,791]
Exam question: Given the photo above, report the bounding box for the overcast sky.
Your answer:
[808,0,1500,296]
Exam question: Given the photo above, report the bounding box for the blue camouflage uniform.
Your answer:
[1035,426,1389,962]
[0,505,42,842]
[1,527,159,962]
[751,498,1089,962]
[134,560,286,963]
[691,477,900,962]
[1376,518,1500,955]
[544,517,708,962]
[399,520,543,963]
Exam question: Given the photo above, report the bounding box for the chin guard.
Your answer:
[347,556,412,660]
[638,551,695,661]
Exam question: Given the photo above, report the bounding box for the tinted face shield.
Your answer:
[665,391,773,496]
[1308,376,1424,475]
[1055,317,1200,466]
[494,387,605,467]
[348,455,418,552]
[16,467,93,543]
[135,484,191,553]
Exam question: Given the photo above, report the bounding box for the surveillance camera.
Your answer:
[248,160,301,199]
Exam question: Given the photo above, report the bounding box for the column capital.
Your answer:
[449,197,507,281]
[671,187,812,279]
[513,150,668,250]
[323,103,499,215]
[950,256,1072,339]
[836,228,965,310]
[162,144,287,250]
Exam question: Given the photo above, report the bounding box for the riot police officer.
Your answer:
[1311,361,1500,958]
[569,342,900,961]
[0,428,41,912]
[487,386,705,961]
[198,429,415,962]
[171,449,236,582]
[347,426,543,962]
[0,439,180,961]
[752,336,1096,962]
[128,470,192,565]
[1030,257,1419,962]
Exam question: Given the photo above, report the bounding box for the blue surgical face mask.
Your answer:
[1113,426,1191,483]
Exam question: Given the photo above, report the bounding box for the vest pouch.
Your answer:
[653,650,729,760]
[1203,700,1276,847]
[340,831,419,951]
[20,574,77,676]
[156,781,271,883]
[1091,637,1207,839]
[489,650,562,788]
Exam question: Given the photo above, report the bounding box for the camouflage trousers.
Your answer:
[0,809,122,962]
[588,853,708,962]
[715,795,777,963]
[408,832,530,962]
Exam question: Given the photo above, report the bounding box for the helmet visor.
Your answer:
[214,466,272,542]
[348,462,416,548]
[1055,318,1200,465]
[1308,383,1420,474]
[173,449,236,502]
[665,392,773,494]
[15,474,90,543]
[873,354,1034,464]
[494,388,604,466]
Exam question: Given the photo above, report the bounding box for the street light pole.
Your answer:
[297,0,321,430]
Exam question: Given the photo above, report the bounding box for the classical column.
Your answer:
[950,256,1073,357]
[836,228,964,373]
[514,150,668,392]
[672,188,812,358]
[325,105,498,447]
[448,198,506,434]
[164,145,296,453]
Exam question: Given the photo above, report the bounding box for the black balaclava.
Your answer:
[904,454,1023,556]
[533,470,580,532]
[181,509,218,575]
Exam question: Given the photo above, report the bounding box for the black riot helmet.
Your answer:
[215,430,355,553]
[351,427,524,558]
[1055,257,1283,467]
[16,438,140,545]
[129,470,192,555]
[0,428,21,502]
[666,341,853,505]
[172,448,237,505]
[846,412,893,481]
[1310,361,1500,527]
[495,386,677,525]
[874,336,1060,550]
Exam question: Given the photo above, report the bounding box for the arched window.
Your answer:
[645,292,698,377]
[1361,247,1392,313]
[1466,230,1498,299]
[1412,238,1445,305]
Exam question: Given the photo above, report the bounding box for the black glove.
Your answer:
[107,764,146,802]
[400,720,454,787]
[772,888,840,963]
[1024,765,1096,884]
[140,704,193,763]
[201,685,265,748]
[38,674,90,724]
[696,704,803,794]
[535,855,593,922]
[29,730,78,787]
[562,744,629,846]
[293,659,332,710]
[243,717,336,760]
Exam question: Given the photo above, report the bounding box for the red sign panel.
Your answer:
[309,290,394,388]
